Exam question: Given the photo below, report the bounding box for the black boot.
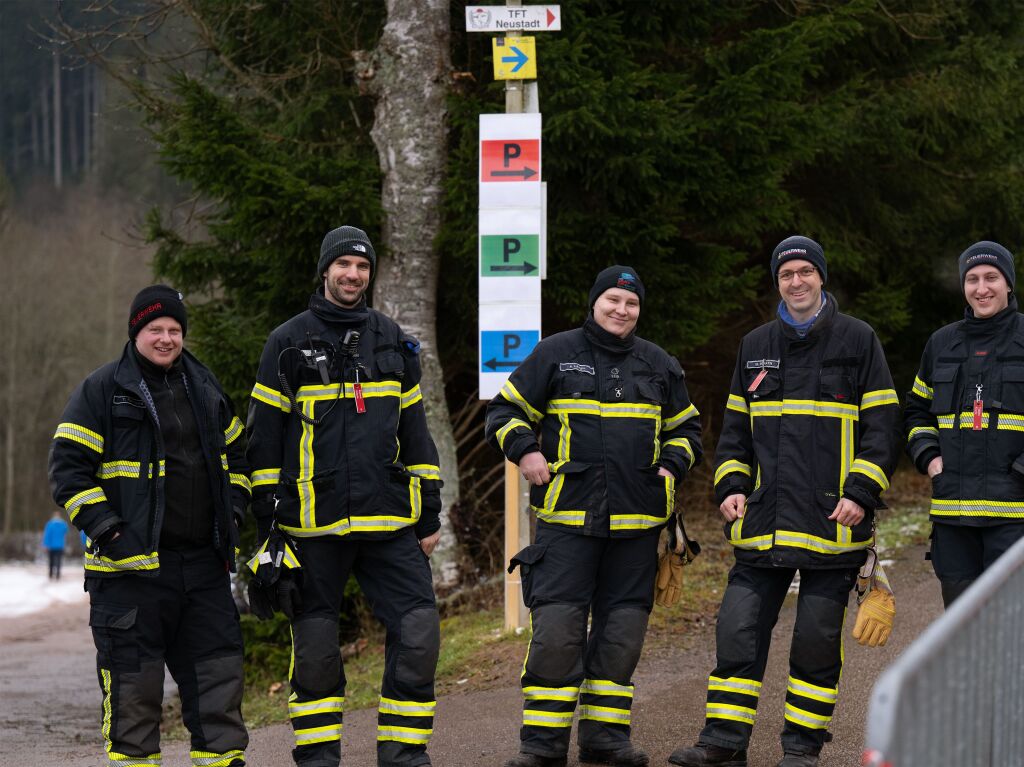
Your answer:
[579,743,649,766]
[667,743,747,767]
[503,753,568,767]
[775,751,819,767]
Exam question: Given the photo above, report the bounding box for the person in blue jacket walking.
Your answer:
[42,510,69,579]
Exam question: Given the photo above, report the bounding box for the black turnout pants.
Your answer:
[87,546,247,766]
[930,521,1024,606]
[288,529,440,767]
[698,562,857,756]
[510,524,660,759]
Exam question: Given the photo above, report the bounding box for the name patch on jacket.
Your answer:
[745,359,780,370]
[559,363,596,375]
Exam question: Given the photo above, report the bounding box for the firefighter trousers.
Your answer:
[288,529,440,767]
[930,521,1024,606]
[698,562,856,755]
[509,524,659,759]
[86,546,247,767]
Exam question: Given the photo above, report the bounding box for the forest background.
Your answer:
[3,0,1024,593]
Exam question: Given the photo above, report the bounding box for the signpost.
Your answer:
[468,2,559,631]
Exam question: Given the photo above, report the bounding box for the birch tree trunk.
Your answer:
[365,0,459,584]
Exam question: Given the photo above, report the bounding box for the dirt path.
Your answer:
[0,547,940,767]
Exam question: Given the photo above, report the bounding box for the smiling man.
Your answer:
[486,266,703,767]
[904,241,1024,608]
[49,285,250,767]
[669,236,899,767]
[246,225,443,767]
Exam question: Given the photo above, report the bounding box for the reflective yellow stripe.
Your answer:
[54,422,104,453]
[580,679,633,698]
[850,458,889,492]
[108,751,162,765]
[376,725,432,744]
[787,676,837,704]
[524,686,580,702]
[523,709,574,727]
[775,530,873,554]
[860,389,899,411]
[406,464,441,481]
[706,702,756,725]
[907,426,939,441]
[251,468,280,487]
[931,499,1024,518]
[288,696,345,717]
[750,399,859,419]
[65,487,108,521]
[497,418,532,450]
[912,376,933,400]
[998,414,1024,432]
[298,400,315,528]
[784,702,831,729]
[664,403,700,430]
[726,394,749,414]
[548,400,661,419]
[230,473,252,492]
[252,382,291,412]
[729,514,772,550]
[531,505,586,526]
[715,460,751,486]
[85,550,160,573]
[247,538,301,573]
[296,381,402,401]
[293,724,343,745]
[579,704,630,724]
[378,697,436,716]
[708,675,762,697]
[223,416,244,445]
[400,385,423,409]
[663,437,695,468]
[500,380,543,423]
[190,749,245,767]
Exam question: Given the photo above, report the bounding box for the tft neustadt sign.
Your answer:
[465,5,561,32]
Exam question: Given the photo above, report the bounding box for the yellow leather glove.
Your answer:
[655,550,685,608]
[852,588,895,647]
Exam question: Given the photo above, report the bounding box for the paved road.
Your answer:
[0,547,941,767]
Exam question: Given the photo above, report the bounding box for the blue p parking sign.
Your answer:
[480,330,539,372]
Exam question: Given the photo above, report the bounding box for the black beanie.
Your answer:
[128,285,187,339]
[958,240,1015,291]
[317,226,377,280]
[771,235,827,285]
[588,265,645,307]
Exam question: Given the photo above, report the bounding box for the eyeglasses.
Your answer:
[778,266,817,283]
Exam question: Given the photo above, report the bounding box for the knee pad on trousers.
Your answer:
[525,603,586,682]
[792,594,846,673]
[395,606,441,689]
[940,578,974,608]
[292,616,341,696]
[716,585,763,664]
[589,607,649,681]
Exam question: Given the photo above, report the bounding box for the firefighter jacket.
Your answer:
[48,344,249,577]
[904,298,1024,526]
[484,320,703,537]
[246,294,441,541]
[714,295,900,569]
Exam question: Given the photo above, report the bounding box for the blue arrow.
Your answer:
[502,46,528,73]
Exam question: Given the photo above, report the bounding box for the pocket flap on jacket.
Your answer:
[931,366,958,384]
[89,603,138,630]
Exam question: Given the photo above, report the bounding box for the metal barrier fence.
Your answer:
[863,535,1024,767]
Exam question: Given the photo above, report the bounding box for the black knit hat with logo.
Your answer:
[317,226,377,280]
[128,285,187,339]
[588,265,645,307]
[771,235,827,285]
[958,240,1015,291]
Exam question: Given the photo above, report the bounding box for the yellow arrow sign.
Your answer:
[493,36,537,80]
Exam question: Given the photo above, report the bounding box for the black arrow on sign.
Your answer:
[489,262,537,275]
[489,167,537,180]
[483,358,522,371]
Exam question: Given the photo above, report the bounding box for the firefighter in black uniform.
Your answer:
[669,237,900,767]
[48,285,250,767]
[246,226,442,767]
[487,266,703,767]
[904,241,1024,607]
